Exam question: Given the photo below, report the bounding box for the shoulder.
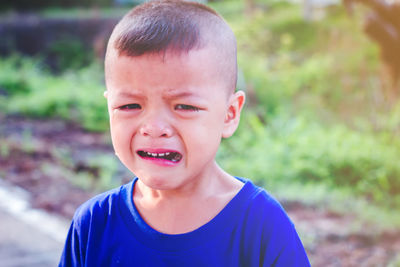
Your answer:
[245,182,295,241]
[238,178,292,227]
[59,181,134,266]
[231,177,295,240]
[236,178,310,266]
[72,181,132,228]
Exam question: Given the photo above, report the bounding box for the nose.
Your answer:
[139,113,173,138]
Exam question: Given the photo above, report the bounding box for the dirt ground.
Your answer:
[1,115,399,266]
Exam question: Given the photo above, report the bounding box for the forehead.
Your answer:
[105,47,230,98]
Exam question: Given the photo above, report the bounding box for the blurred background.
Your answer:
[0,0,399,266]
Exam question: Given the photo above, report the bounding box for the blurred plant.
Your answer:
[0,56,108,132]
[235,2,319,56]
[388,254,400,267]
[43,145,126,191]
[0,0,114,11]
[218,113,400,207]
[47,38,95,72]
[0,56,41,97]
[0,139,10,158]
[343,0,400,99]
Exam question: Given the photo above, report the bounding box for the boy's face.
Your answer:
[105,47,244,191]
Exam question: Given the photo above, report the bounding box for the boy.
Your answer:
[59,0,310,266]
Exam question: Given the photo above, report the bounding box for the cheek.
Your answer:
[110,119,136,151]
[186,116,224,155]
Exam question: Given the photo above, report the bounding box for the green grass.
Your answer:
[0,56,108,132]
[0,7,131,20]
[39,7,131,19]
[218,113,400,207]
[273,182,400,232]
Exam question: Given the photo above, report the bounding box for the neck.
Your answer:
[132,162,244,234]
[137,161,228,202]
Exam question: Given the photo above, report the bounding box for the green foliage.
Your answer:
[238,52,334,116]
[232,2,319,56]
[225,1,382,121]
[0,0,114,11]
[39,7,130,19]
[47,38,95,71]
[388,254,400,267]
[218,113,400,207]
[0,56,108,132]
[272,182,400,232]
[0,56,41,96]
[83,154,122,190]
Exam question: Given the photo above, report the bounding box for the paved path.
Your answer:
[0,180,69,267]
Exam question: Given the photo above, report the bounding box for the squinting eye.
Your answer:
[119,103,141,110]
[175,104,200,111]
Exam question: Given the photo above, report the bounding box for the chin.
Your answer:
[138,174,181,191]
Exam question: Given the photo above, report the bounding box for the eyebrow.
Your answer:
[116,91,144,98]
[163,90,200,99]
[115,90,202,100]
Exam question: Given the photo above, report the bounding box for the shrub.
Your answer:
[47,38,95,72]
[0,0,114,11]
[218,113,400,207]
[0,56,108,132]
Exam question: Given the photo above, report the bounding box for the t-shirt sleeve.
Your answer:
[247,190,311,267]
[264,220,310,267]
[59,203,93,267]
[58,218,85,267]
[58,185,123,267]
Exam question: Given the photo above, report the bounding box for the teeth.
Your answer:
[139,151,181,162]
[144,151,171,157]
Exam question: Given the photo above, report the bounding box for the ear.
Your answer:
[222,90,245,138]
[103,91,108,98]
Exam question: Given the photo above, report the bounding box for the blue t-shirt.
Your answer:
[59,177,310,266]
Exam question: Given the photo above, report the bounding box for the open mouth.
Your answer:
[137,150,183,163]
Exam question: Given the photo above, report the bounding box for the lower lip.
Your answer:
[138,155,181,167]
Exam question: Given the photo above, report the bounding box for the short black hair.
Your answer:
[112,0,222,56]
[106,0,238,92]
